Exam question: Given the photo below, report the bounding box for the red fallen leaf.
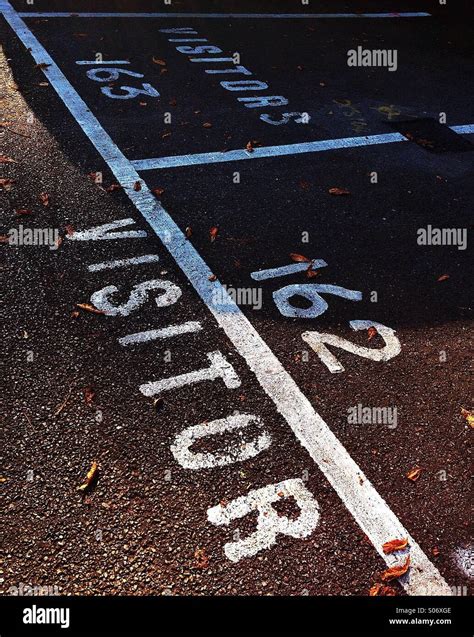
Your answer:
[246,141,254,152]
[381,556,411,582]
[209,226,219,242]
[0,178,15,191]
[76,303,105,315]
[299,180,310,190]
[72,33,88,38]
[152,56,166,66]
[161,131,171,139]
[133,180,142,192]
[88,171,100,181]
[36,62,51,70]
[290,253,311,263]
[152,187,165,197]
[84,386,95,405]
[369,583,397,596]
[382,538,409,554]
[202,122,212,128]
[406,467,422,482]
[106,183,122,192]
[208,274,217,282]
[65,224,75,236]
[367,326,378,341]
[71,310,80,319]
[306,267,320,279]
[14,209,33,216]
[77,461,99,492]
[39,192,50,206]
[432,547,440,557]
[169,98,177,107]
[328,187,350,196]
[437,274,450,282]
[185,226,193,238]
[55,236,63,249]
[0,155,15,163]
[0,234,10,243]
[194,547,209,569]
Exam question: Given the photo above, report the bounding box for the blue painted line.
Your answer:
[131,125,474,171]
[18,11,432,19]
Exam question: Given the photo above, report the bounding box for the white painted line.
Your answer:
[251,260,328,281]
[131,125,474,171]
[88,254,160,272]
[118,321,202,346]
[1,0,450,595]
[18,12,432,19]
[76,60,130,65]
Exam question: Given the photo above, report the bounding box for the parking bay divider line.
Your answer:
[131,126,474,171]
[17,12,432,20]
[1,0,451,595]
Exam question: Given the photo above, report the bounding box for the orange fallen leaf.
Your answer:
[460,408,474,428]
[152,187,165,197]
[39,192,50,206]
[432,546,440,556]
[381,556,410,582]
[14,209,33,216]
[406,467,422,482]
[152,56,166,66]
[370,583,397,596]
[133,180,142,192]
[76,303,105,315]
[306,266,320,278]
[161,131,171,139]
[437,274,449,282]
[209,226,219,242]
[65,224,75,236]
[290,253,311,263]
[194,548,209,569]
[0,234,10,243]
[77,461,98,492]
[36,62,51,70]
[71,310,80,319]
[203,122,212,128]
[208,274,217,282]
[246,141,254,152]
[185,226,193,238]
[367,326,378,341]
[329,187,350,196]
[382,538,409,554]
[0,155,15,163]
[84,386,95,405]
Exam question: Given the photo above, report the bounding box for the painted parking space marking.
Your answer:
[17,12,432,19]
[130,125,474,170]
[1,0,452,595]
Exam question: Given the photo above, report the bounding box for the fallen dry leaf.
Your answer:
[194,548,209,569]
[84,386,95,405]
[432,546,440,557]
[406,467,422,482]
[367,326,378,341]
[0,155,15,163]
[152,187,165,197]
[39,192,50,206]
[203,122,212,128]
[0,235,9,243]
[208,274,217,282]
[105,183,122,193]
[299,180,311,190]
[65,224,75,237]
[36,62,51,70]
[14,209,33,216]
[381,556,411,582]
[152,56,166,66]
[76,302,105,315]
[306,266,320,279]
[382,538,409,554]
[328,187,350,196]
[133,180,142,192]
[246,141,254,152]
[369,583,397,596]
[71,310,80,319]
[209,226,219,242]
[77,461,99,492]
[460,408,474,428]
[437,274,450,282]
[290,252,311,263]
[185,226,193,238]
[0,178,15,191]
[153,397,164,411]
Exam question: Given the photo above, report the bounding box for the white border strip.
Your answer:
[132,126,474,170]
[18,12,431,19]
[1,0,450,595]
